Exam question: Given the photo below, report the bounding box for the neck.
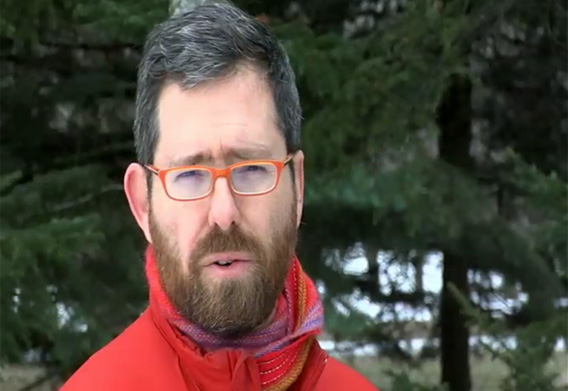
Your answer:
[146,245,324,358]
[252,304,278,333]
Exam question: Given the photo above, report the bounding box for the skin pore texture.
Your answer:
[124,66,305,338]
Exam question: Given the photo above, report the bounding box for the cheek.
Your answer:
[152,198,204,261]
[242,184,293,237]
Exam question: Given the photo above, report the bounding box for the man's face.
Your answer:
[125,67,304,337]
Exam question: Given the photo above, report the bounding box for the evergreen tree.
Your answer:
[1,1,565,390]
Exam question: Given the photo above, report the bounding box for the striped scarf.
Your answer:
[145,246,325,391]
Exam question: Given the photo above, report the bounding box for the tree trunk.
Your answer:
[365,243,380,285]
[437,74,473,391]
[414,255,424,293]
[439,251,471,391]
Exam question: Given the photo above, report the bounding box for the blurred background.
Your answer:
[1,0,567,390]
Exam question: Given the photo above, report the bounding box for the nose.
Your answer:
[207,177,239,231]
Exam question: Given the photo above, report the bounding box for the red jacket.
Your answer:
[61,304,378,391]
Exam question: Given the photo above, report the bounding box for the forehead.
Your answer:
[155,68,284,166]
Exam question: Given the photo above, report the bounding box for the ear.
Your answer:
[292,151,305,228]
[124,163,153,244]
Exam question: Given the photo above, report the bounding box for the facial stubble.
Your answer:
[150,200,297,338]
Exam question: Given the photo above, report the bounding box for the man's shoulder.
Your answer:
[315,356,379,391]
[60,309,168,391]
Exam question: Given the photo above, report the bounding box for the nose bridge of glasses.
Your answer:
[210,166,235,194]
[212,165,231,179]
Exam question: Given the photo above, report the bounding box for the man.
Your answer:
[61,2,378,390]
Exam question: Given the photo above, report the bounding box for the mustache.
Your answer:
[190,225,264,262]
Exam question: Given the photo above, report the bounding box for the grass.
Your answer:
[340,352,568,391]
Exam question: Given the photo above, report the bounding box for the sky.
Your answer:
[325,251,537,322]
[319,252,567,355]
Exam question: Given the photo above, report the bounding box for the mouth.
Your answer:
[213,259,244,267]
[203,252,252,267]
[202,253,254,278]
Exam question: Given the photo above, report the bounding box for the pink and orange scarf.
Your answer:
[145,246,326,391]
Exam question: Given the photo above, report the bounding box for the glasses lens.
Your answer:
[165,168,212,200]
[230,163,277,194]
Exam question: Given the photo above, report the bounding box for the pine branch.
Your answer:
[0,37,141,52]
[48,184,124,214]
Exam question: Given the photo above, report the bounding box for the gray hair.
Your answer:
[133,1,302,166]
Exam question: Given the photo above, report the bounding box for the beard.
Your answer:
[149,203,297,339]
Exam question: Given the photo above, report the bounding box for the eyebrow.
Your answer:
[169,146,274,167]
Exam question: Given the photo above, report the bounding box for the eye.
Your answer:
[178,170,199,177]
[240,165,267,173]
[174,169,206,181]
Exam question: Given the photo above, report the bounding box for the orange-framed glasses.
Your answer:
[145,154,293,201]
